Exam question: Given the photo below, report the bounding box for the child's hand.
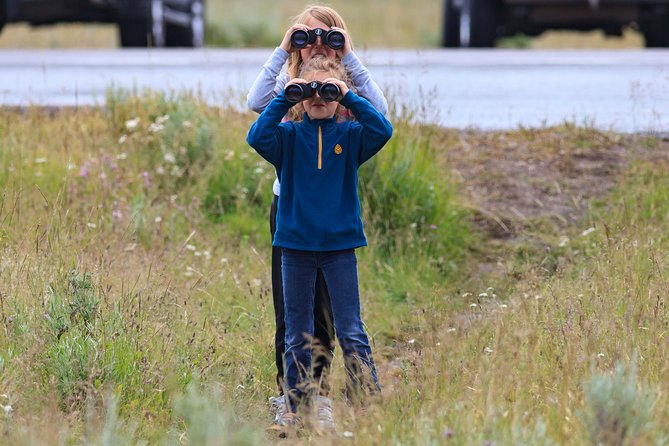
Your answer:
[323,78,349,99]
[285,78,307,88]
[280,25,309,52]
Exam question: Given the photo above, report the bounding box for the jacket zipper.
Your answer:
[318,126,322,170]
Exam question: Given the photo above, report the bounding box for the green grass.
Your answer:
[0,93,668,444]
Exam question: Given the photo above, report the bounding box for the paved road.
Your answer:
[1,49,668,132]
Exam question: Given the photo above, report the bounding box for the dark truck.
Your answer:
[441,0,669,47]
[0,0,204,47]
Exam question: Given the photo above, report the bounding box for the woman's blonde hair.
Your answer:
[286,5,353,80]
[292,57,350,120]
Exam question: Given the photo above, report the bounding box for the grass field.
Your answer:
[0,3,661,443]
[0,0,643,49]
[1,90,668,444]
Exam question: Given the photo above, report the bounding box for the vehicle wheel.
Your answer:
[460,0,497,47]
[442,0,461,47]
[640,16,669,47]
[119,19,150,47]
[151,0,166,47]
[165,0,205,47]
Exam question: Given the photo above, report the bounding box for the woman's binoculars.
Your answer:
[290,28,345,50]
[284,81,342,103]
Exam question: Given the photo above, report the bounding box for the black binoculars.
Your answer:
[290,28,345,50]
[284,81,342,103]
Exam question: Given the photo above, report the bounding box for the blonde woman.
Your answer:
[248,56,391,428]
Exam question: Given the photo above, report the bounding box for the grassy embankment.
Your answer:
[0,90,668,444]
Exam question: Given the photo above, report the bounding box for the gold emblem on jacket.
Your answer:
[334,144,343,155]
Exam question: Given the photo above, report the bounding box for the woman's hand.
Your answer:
[330,26,352,57]
[280,25,309,53]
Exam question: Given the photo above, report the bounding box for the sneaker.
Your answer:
[275,411,303,432]
[316,395,336,433]
[269,395,289,425]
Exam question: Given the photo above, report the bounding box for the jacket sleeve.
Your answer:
[340,91,393,166]
[246,94,294,168]
[246,47,290,114]
[342,51,389,116]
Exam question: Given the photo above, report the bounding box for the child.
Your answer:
[246,5,388,428]
[247,57,392,426]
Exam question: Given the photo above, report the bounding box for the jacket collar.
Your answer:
[302,113,338,126]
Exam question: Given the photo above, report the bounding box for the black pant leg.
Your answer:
[313,268,335,394]
[269,195,285,394]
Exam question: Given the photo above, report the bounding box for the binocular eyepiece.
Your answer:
[284,81,342,103]
[290,28,345,50]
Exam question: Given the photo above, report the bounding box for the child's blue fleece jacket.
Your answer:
[246,91,393,251]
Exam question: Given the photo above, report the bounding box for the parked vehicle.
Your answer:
[441,0,669,47]
[0,0,205,47]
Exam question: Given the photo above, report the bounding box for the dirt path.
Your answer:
[439,128,669,239]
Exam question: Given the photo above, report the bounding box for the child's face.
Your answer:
[300,16,338,61]
[302,71,340,121]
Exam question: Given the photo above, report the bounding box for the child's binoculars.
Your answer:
[290,28,345,50]
[284,81,342,103]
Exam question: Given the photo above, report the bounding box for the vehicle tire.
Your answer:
[165,0,205,47]
[119,19,150,47]
[442,0,461,47]
[460,0,497,47]
[640,14,669,47]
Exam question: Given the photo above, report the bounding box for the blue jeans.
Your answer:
[282,248,380,411]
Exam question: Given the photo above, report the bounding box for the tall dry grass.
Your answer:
[1,93,668,444]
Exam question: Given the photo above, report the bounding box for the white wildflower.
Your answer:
[148,122,164,133]
[87,222,97,229]
[35,157,47,164]
[164,152,176,164]
[118,134,128,144]
[125,118,140,130]
[581,227,596,237]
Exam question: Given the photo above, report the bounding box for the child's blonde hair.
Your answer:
[292,57,350,120]
[286,5,353,80]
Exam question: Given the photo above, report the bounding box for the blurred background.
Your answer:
[0,0,650,49]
